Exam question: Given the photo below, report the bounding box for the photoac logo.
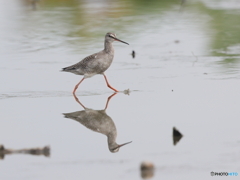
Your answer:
[211,171,238,176]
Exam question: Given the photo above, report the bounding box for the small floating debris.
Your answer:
[174,40,180,43]
[0,144,50,159]
[140,161,155,179]
[173,127,183,146]
[204,73,208,75]
[123,89,130,95]
[131,50,135,58]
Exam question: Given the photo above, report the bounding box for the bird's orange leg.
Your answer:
[103,74,118,92]
[73,77,85,94]
[73,93,86,109]
[104,93,117,110]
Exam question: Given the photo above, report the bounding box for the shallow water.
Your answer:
[0,0,240,179]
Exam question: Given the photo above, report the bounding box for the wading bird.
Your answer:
[62,33,129,94]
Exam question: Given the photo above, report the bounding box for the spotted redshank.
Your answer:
[62,32,129,94]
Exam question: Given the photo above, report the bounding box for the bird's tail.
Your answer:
[61,66,76,72]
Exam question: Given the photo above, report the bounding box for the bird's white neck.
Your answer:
[107,132,118,150]
[104,41,114,54]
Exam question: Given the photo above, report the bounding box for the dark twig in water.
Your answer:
[0,145,50,159]
[173,127,183,146]
[131,50,135,58]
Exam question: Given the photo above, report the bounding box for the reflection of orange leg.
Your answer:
[73,77,85,94]
[103,74,118,92]
[104,93,117,110]
[73,93,86,109]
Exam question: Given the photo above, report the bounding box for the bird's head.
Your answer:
[105,32,129,45]
[109,141,132,153]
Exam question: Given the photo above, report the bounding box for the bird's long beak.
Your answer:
[113,37,129,45]
[112,141,132,151]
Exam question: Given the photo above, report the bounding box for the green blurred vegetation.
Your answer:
[22,0,240,60]
[195,2,240,59]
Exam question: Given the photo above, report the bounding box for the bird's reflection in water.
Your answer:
[63,93,132,153]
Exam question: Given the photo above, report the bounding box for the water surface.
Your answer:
[0,0,240,179]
